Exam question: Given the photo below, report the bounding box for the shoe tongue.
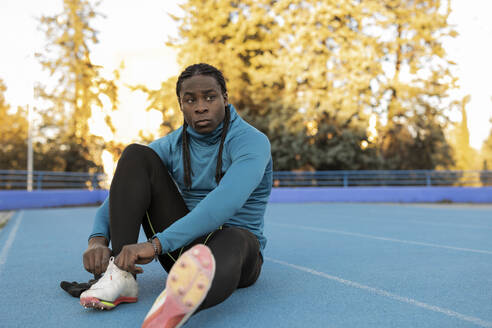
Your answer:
[105,259,118,275]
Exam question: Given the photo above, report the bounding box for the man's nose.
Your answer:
[195,98,208,113]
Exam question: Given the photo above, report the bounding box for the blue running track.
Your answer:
[0,203,491,327]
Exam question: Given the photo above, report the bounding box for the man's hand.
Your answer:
[114,242,158,274]
[83,236,111,276]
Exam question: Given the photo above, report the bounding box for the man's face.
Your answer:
[179,75,228,134]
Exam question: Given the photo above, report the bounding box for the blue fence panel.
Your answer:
[0,189,109,210]
[0,170,106,190]
[1,170,492,209]
[272,170,492,187]
[1,170,492,191]
[269,186,492,203]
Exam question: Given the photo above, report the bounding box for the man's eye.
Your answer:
[186,98,194,103]
[206,95,215,101]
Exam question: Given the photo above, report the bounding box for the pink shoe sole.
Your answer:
[80,296,138,310]
[142,244,215,328]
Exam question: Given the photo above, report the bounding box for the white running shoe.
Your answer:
[142,244,215,328]
[80,257,138,310]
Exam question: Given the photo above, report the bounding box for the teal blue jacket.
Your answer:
[90,104,272,254]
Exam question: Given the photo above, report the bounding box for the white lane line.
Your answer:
[269,222,492,255]
[384,219,492,230]
[330,214,492,230]
[0,211,23,273]
[266,257,492,328]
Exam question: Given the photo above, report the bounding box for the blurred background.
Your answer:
[1,0,491,187]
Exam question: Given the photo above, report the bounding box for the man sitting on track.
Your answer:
[63,63,272,328]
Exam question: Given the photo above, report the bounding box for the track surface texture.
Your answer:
[0,203,491,327]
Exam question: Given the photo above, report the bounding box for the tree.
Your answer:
[449,95,478,170]
[137,0,281,135]
[132,76,182,138]
[0,79,29,170]
[35,0,118,172]
[377,0,457,169]
[142,0,382,170]
[480,119,492,172]
[143,0,457,171]
[380,99,454,169]
[262,0,387,170]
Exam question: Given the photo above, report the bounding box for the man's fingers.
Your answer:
[127,263,143,275]
[95,248,110,275]
[83,253,90,273]
[94,250,102,275]
[115,251,126,269]
[115,246,141,274]
[89,252,95,274]
[114,252,128,271]
[101,251,110,273]
[113,244,149,274]
[114,254,121,268]
[82,246,111,275]
[125,253,138,273]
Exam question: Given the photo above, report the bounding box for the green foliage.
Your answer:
[0,79,29,169]
[448,95,479,170]
[0,79,103,172]
[140,0,457,171]
[377,0,457,169]
[7,0,457,172]
[481,122,492,171]
[33,137,101,171]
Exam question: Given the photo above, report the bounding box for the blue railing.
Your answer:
[1,170,492,190]
[0,170,105,190]
[272,170,492,187]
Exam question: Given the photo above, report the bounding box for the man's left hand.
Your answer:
[114,242,155,274]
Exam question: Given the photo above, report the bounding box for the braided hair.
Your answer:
[176,63,231,189]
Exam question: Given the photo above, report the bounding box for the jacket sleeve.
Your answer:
[154,130,271,253]
[89,197,110,241]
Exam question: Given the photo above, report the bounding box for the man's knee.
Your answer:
[119,143,161,164]
[218,227,258,250]
[121,143,150,158]
[207,227,259,267]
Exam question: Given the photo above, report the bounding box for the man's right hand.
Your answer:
[83,236,111,276]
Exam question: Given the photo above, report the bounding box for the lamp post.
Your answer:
[27,103,33,192]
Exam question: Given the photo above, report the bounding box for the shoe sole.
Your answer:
[80,296,138,310]
[142,244,215,328]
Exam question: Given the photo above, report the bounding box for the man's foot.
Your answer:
[142,244,215,328]
[80,257,138,310]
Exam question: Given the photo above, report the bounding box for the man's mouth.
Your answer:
[195,119,211,127]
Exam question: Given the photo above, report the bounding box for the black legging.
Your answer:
[108,143,263,310]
